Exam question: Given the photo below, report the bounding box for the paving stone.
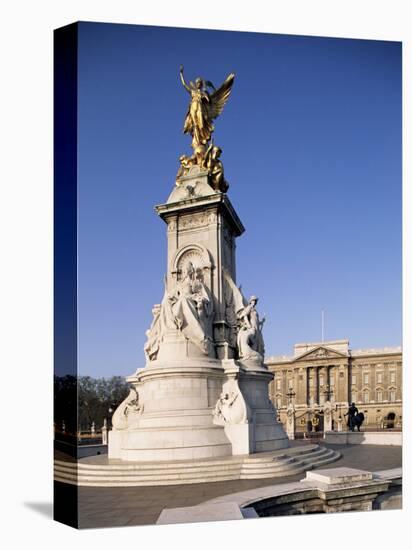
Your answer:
[75,443,401,529]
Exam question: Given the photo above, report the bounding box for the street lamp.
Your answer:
[310,413,320,433]
[323,384,333,402]
[286,389,296,406]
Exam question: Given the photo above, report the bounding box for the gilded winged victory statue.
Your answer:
[177,66,234,192]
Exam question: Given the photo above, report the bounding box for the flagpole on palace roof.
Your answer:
[321,309,325,343]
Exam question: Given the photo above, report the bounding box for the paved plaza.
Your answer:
[67,442,402,528]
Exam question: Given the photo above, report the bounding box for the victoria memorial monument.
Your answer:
[108,67,289,461]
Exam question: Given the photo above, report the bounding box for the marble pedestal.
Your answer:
[109,359,232,461]
[109,167,288,462]
[109,357,288,461]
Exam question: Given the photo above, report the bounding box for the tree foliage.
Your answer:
[54,375,129,432]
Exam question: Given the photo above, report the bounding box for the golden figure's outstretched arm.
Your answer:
[179,65,191,93]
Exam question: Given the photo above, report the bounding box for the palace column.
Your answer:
[303,367,308,406]
[318,366,325,405]
[326,365,332,400]
[293,368,298,400]
[314,366,320,405]
[305,366,310,406]
[282,369,288,407]
[320,365,330,404]
[336,363,349,405]
[344,361,350,404]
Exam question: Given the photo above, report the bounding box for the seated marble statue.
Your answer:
[144,262,214,360]
[168,263,214,354]
[237,295,265,360]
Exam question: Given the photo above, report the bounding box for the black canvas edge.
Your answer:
[53,21,79,529]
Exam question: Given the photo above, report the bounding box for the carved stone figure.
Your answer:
[144,304,161,361]
[144,262,214,360]
[168,262,214,354]
[213,391,239,423]
[237,296,266,360]
[112,387,143,431]
[222,270,247,348]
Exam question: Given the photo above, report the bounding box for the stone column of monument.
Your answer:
[108,68,288,461]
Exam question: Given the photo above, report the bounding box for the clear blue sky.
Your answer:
[76,22,401,377]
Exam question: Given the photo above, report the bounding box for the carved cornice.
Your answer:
[155,192,245,237]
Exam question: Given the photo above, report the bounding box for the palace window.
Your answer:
[363,390,370,403]
[376,390,383,402]
[377,372,383,384]
[364,373,369,385]
[390,371,396,384]
[319,374,324,386]
[330,376,335,386]
[352,375,357,385]
[389,390,396,402]
[276,379,281,390]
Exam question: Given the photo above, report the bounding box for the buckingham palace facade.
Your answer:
[266,339,402,431]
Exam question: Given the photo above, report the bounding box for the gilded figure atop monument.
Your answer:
[179,65,235,148]
[177,66,234,192]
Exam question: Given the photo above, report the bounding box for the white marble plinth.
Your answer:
[157,501,246,525]
[109,361,233,461]
[109,359,288,461]
[304,467,373,485]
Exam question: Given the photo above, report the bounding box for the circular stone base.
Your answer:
[54,443,340,487]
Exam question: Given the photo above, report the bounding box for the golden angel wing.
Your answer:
[207,73,235,121]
